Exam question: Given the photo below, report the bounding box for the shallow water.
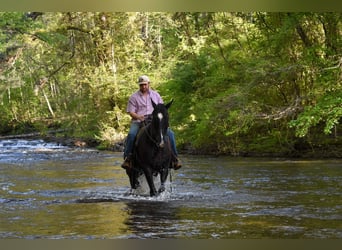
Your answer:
[0,139,341,239]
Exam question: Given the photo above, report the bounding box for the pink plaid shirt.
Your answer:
[126,89,163,122]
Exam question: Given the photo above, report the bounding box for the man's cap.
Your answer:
[138,75,150,84]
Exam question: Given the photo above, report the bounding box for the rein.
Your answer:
[144,123,165,148]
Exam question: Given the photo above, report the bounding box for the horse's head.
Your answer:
[151,99,173,147]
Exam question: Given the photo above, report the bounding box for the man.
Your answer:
[121,75,182,170]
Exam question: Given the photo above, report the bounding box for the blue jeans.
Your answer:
[124,122,178,159]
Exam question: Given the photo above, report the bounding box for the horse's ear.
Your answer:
[151,99,157,109]
[165,99,174,109]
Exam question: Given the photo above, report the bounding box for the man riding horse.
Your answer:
[121,75,182,170]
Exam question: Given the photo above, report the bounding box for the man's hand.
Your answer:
[137,115,145,121]
[129,112,145,121]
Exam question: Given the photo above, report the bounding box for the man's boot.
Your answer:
[121,154,132,170]
[172,157,182,170]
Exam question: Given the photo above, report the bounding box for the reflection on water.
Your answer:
[123,201,180,239]
[0,139,341,239]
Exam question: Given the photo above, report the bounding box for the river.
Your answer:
[0,139,341,239]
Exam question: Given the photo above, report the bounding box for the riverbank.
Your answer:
[1,133,341,159]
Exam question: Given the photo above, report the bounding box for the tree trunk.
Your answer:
[42,89,55,118]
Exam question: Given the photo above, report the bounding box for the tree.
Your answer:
[0,12,340,156]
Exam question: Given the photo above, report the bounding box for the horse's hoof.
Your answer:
[133,182,140,189]
[158,186,165,193]
[124,189,135,196]
[150,191,158,197]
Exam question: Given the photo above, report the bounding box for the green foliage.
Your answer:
[289,90,342,137]
[0,12,341,157]
[161,12,341,155]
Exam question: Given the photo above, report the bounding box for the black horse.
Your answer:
[126,99,173,196]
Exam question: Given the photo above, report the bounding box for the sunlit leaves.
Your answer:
[289,91,342,137]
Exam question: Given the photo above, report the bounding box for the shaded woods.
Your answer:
[0,12,341,157]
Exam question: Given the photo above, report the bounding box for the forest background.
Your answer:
[0,12,341,157]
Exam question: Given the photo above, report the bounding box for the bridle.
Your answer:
[143,109,168,149]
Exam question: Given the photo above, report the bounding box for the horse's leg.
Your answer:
[126,168,140,190]
[132,169,141,189]
[126,168,134,189]
[143,167,157,196]
[158,167,169,193]
[126,169,135,190]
